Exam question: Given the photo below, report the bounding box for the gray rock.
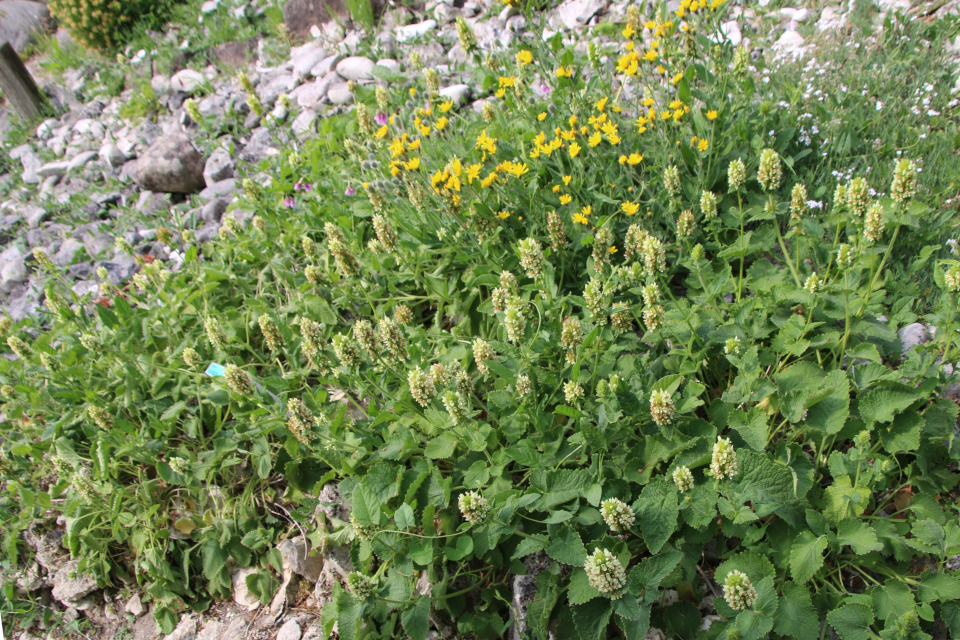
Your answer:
[277,619,302,640]
[201,0,220,12]
[203,149,235,187]
[194,222,222,245]
[773,30,805,57]
[212,40,256,68]
[37,160,71,179]
[17,561,43,593]
[278,536,323,583]
[335,56,375,81]
[395,20,437,42]
[20,151,42,185]
[898,323,932,358]
[133,134,206,194]
[100,144,128,168]
[195,621,225,640]
[165,615,197,640]
[232,567,261,610]
[51,559,98,607]
[198,179,237,201]
[68,151,98,171]
[98,257,139,283]
[200,198,229,223]
[258,74,298,107]
[292,43,329,79]
[0,249,27,293]
[509,552,551,640]
[126,593,145,617]
[23,205,48,228]
[557,0,605,28]
[327,83,353,105]
[0,0,51,53]
[239,127,286,164]
[54,238,84,266]
[170,70,207,93]
[292,109,318,138]
[439,84,471,107]
[283,0,352,40]
[309,54,341,79]
[376,58,399,73]
[295,73,336,108]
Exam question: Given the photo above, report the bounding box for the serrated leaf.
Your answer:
[512,536,548,559]
[879,411,922,454]
[527,572,560,640]
[546,523,587,566]
[729,407,768,451]
[401,596,431,640]
[571,597,613,640]
[395,503,415,530]
[774,583,820,640]
[613,596,642,621]
[736,576,778,640]
[464,460,490,488]
[715,551,776,586]
[858,387,918,426]
[789,532,827,583]
[871,580,914,622]
[202,538,228,580]
[917,571,960,602]
[567,567,602,605]
[824,477,871,524]
[351,484,381,528]
[635,476,678,554]
[424,433,457,459]
[627,547,682,595]
[836,519,882,555]
[806,370,850,434]
[827,603,874,640]
[736,449,808,527]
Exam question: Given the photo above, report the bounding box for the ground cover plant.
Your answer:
[2,1,960,639]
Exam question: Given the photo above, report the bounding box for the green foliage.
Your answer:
[1,2,960,638]
[47,0,180,51]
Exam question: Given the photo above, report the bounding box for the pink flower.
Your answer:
[375,112,388,126]
[345,186,356,196]
[283,197,295,207]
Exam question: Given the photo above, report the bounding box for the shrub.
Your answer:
[2,2,960,639]
[47,0,174,52]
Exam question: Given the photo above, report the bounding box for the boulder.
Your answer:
[133,134,206,194]
[327,82,353,105]
[277,619,302,640]
[292,42,329,79]
[395,20,437,42]
[283,0,352,40]
[439,84,471,107]
[336,56,375,81]
[203,149,235,187]
[170,70,207,93]
[556,0,605,29]
[277,536,323,583]
[0,0,51,53]
[232,567,261,610]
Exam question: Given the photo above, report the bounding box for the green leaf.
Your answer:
[401,596,431,640]
[464,460,491,488]
[736,576,778,640]
[805,370,850,434]
[858,387,918,426]
[571,598,613,640]
[789,532,827,583]
[879,411,922,454]
[546,524,587,566]
[351,484,381,528]
[824,476,871,524]
[835,519,882,555]
[827,603,874,640]
[527,572,561,640]
[614,596,643,621]
[395,504,415,530]
[444,534,474,561]
[424,433,458,459]
[627,547,682,595]
[202,538,228,580]
[917,571,960,603]
[207,389,230,405]
[871,581,914,622]
[729,407,768,451]
[568,567,602,605]
[774,583,820,640]
[635,476,678,554]
[512,536,548,560]
[736,449,808,527]
[715,551,776,586]
[942,601,960,637]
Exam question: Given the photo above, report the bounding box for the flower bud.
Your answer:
[757,149,781,192]
[723,570,757,611]
[182,347,203,367]
[408,367,436,407]
[673,466,694,492]
[584,548,626,599]
[710,436,738,479]
[728,158,746,192]
[700,190,718,219]
[563,380,584,404]
[650,389,675,426]
[458,490,490,524]
[347,572,377,599]
[600,498,635,532]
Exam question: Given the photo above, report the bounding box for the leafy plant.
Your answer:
[1,2,960,640]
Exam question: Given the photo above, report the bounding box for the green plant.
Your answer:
[119,80,162,123]
[2,2,960,639]
[47,0,178,52]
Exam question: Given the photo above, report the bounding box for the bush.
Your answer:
[3,3,960,639]
[47,0,174,52]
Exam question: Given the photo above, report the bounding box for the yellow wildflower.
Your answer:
[538,112,547,121]
[707,110,718,121]
[698,138,709,151]
[628,153,642,165]
[619,155,628,165]
[560,194,572,205]
[563,175,572,185]
[403,157,421,171]
[569,142,581,158]
[622,24,636,38]
[622,201,640,215]
[595,97,608,112]
[517,50,533,65]
[466,163,481,183]
[497,211,511,220]
[556,66,573,78]
[439,100,453,113]
[553,185,561,193]
[588,132,602,147]
[435,117,449,131]
[609,246,618,254]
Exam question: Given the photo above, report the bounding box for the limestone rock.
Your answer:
[170,70,207,94]
[557,0,606,29]
[51,559,98,607]
[898,322,931,358]
[203,149,236,187]
[278,536,323,582]
[0,1,51,53]
[336,56,375,81]
[232,567,261,610]
[277,618,302,640]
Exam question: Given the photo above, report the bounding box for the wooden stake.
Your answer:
[0,42,44,122]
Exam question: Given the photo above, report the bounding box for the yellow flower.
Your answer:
[501,161,529,178]
[595,97,608,112]
[644,49,658,62]
[563,175,572,185]
[569,142,581,158]
[698,138,709,151]
[552,185,561,193]
[569,115,578,127]
[619,155,628,165]
[672,72,683,85]
[573,212,589,225]
[439,100,454,113]
[588,132,602,147]
[419,124,431,136]
[496,88,506,99]
[466,163,481,183]
[407,139,421,151]
[660,110,672,121]
[389,138,405,157]
[707,110,718,120]
[497,211,511,220]
[499,76,516,87]
[622,24,636,38]
[403,157,421,170]
[556,66,573,78]
[622,201,640,215]
[409,87,417,97]
[628,153,643,165]
[538,112,547,121]
[517,50,533,65]
[669,99,683,110]
[476,131,498,154]
[560,194,572,205]
[608,246,618,254]
[435,117,449,131]
[480,172,498,188]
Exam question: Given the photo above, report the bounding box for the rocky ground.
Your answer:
[1,0,960,638]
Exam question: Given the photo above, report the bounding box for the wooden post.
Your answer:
[0,42,44,122]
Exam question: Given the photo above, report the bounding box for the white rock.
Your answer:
[439,84,471,106]
[37,160,71,179]
[310,54,341,78]
[557,0,606,29]
[310,25,322,39]
[793,8,809,21]
[171,69,207,93]
[203,149,235,187]
[296,74,335,108]
[68,151,98,171]
[277,537,323,582]
[23,205,48,228]
[327,83,354,105]
[125,593,144,617]
[292,44,329,79]
[817,6,845,31]
[714,20,741,46]
[375,58,400,72]
[773,30,805,57]
[232,567,261,610]
[277,618,302,640]
[166,615,197,640]
[779,7,798,19]
[36,119,57,140]
[395,20,437,42]
[335,56,375,81]
[292,109,318,138]
[100,144,127,167]
[200,0,219,12]
[898,323,932,358]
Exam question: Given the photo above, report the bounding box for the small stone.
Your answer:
[277,537,323,583]
[292,43,329,79]
[37,160,71,179]
[196,621,226,640]
[68,151,98,171]
[557,0,606,29]
[51,559,98,607]
[23,205,49,228]
[773,30,805,57]
[200,198,228,222]
[719,20,742,46]
[309,54,341,78]
[792,7,808,21]
[203,149,235,187]
[125,593,144,617]
[439,84,471,107]
[200,0,220,12]
[898,323,931,358]
[277,618,302,640]
[335,56,375,81]
[198,179,237,201]
[170,70,207,93]
[395,20,437,43]
[292,109,318,138]
[258,74,298,107]
[327,83,353,105]
[295,74,335,108]
[166,615,198,640]
[232,567,261,610]
[375,58,399,72]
